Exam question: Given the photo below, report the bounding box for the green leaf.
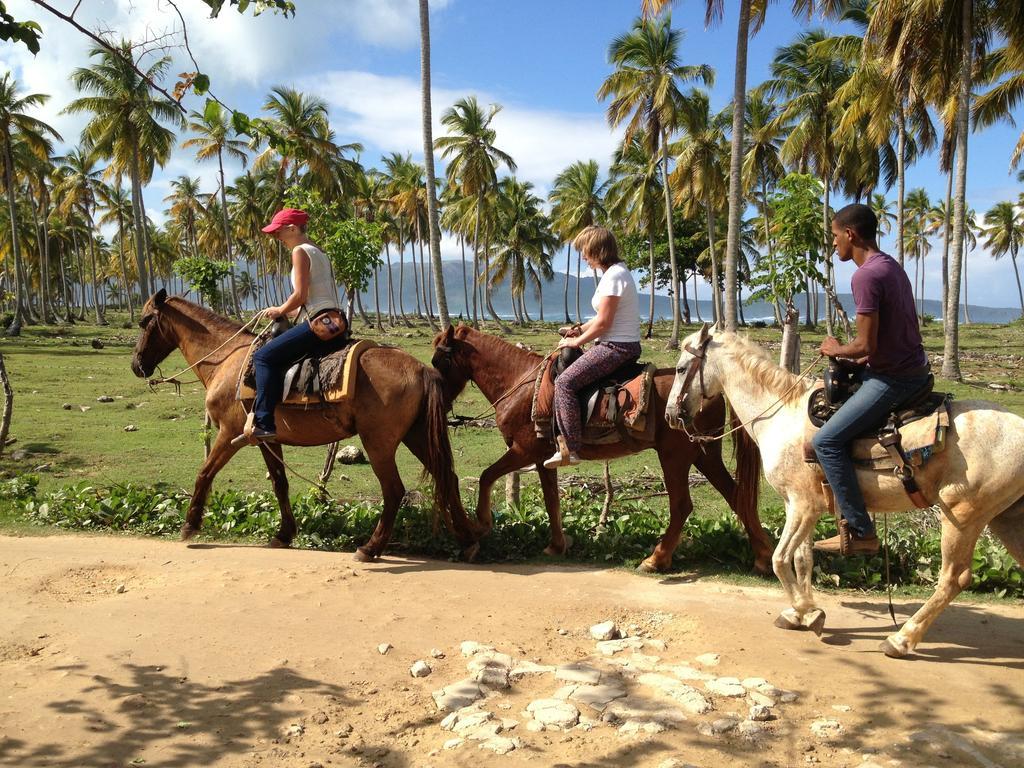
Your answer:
[231,110,251,135]
[193,73,211,95]
[203,98,220,124]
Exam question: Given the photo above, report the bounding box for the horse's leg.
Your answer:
[181,428,242,540]
[771,500,821,631]
[694,447,773,576]
[476,447,532,535]
[354,445,405,562]
[638,453,693,573]
[880,516,985,658]
[537,466,568,556]
[258,442,295,548]
[987,496,1024,568]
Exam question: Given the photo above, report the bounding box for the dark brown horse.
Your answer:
[130,290,479,558]
[431,325,772,574]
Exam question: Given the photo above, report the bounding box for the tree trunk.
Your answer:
[86,209,103,325]
[419,0,451,327]
[941,160,953,316]
[397,226,412,325]
[3,131,26,335]
[415,219,438,330]
[962,240,971,324]
[941,0,971,382]
[505,472,520,509]
[459,235,469,323]
[896,106,906,268]
[1010,247,1024,317]
[563,243,572,324]
[598,461,614,527]
[410,220,422,318]
[372,261,383,331]
[780,302,801,374]
[217,150,241,318]
[681,268,691,324]
[645,235,655,338]
[823,182,834,337]
[473,191,484,328]
[705,192,721,324]
[384,241,396,324]
[661,130,682,349]
[0,351,12,458]
[115,207,134,321]
[693,271,702,322]
[483,232,509,331]
[130,146,151,298]
[722,0,751,333]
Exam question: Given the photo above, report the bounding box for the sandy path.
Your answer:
[0,534,1022,768]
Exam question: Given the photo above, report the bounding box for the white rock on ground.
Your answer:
[697,717,738,736]
[443,738,463,750]
[644,638,668,652]
[554,662,602,685]
[663,664,712,682]
[479,736,520,754]
[526,699,580,729]
[749,705,774,722]
[619,720,666,735]
[831,704,852,712]
[467,651,513,673]
[704,677,747,698]
[779,690,799,704]
[475,666,510,689]
[432,678,484,711]
[602,696,687,728]
[748,691,776,707]
[694,653,720,667]
[637,673,714,715]
[568,683,627,711]
[410,660,432,678]
[377,643,392,655]
[509,661,555,679]
[741,677,770,690]
[451,711,493,735]
[737,720,768,739]
[460,641,495,657]
[810,719,844,740]
[590,620,620,641]
[595,637,644,655]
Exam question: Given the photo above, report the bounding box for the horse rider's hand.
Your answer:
[265,306,284,320]
[558,336,581,349]
[820,336,842,357]
[558,324,581,338]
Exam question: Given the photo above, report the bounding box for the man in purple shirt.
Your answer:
[812,204,930,556]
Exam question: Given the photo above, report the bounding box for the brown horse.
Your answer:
[431,325,772,573]
[130,290,480,558]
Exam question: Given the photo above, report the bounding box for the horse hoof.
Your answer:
[879,637,909,658]
[462,542,480,563]
[353,547,374,563]
[804,609,826,636]
[636,558,664,574]
[180,524,198,541]
[752,559,773,578]
[269,537,291,549]
[773,613,802,631]
[542,544,567,557]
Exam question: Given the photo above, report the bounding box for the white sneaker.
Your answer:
[542,451,581,469]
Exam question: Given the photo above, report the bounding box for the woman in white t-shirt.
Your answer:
[544,225,641,469]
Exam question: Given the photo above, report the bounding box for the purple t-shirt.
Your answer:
[851,252,927,377]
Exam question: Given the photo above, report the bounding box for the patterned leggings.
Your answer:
[554,341,642,453]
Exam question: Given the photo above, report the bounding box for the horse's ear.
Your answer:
[153,288,167,307]
[698,321,710,341]
[708,321,718,336]
[444,324,455,344]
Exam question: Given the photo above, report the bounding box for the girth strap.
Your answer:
[877,430,930,508]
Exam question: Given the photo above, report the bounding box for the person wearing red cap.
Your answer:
[241,208,345,443]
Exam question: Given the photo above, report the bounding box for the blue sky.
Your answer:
[4,0,1023,309]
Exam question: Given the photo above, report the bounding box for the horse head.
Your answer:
[665,322,722,432]
[430,325,476,401]
[131,289,178,378]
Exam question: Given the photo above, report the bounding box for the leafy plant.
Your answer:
[173,256,233,309]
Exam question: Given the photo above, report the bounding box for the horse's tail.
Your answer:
[420,366,474,544]
[731,407,771,573]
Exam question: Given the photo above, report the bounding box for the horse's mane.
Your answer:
[455,325,544,369]
[717,332,813,404]
[165,296,253,337]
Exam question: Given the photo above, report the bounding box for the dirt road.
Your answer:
[1,534,1022,768]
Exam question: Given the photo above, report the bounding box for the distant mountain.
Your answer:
[352,261,1022,325]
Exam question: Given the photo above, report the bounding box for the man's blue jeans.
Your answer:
[811,369,930,537]
[252,320,345,431]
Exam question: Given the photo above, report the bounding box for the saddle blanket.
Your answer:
[531,352,657,445]
[803,387,952,471]
[236,338,376,405]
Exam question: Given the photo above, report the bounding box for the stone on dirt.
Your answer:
[595,637,643,655]
[443,738,463,750]
[377,643,392,655]
[749,705,774,722]
[567,683,627,711]
[555,662,602,685]
[410,660,432,678]
[312,711,329,725]
[694,653,720,667]
[97,395,114,402]
[479,736,520,754]
[432,678,484,711]
[810,719,844,740]
[737,720,768,739]
[590,620,619,641]
[335,445,366,464]
[460,641,494,657]
[509,660,554,679]
[430,648,445,658]
[123,424,138,432]
[526,698,580,729]
[704,677,746,698]
[637,673,713,715]
[618,719,666,735]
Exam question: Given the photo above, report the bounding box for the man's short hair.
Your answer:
[573,225,619,268]
[833,204,878,242]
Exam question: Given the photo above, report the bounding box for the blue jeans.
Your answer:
[811,369,930,537]
[252,320,344,431]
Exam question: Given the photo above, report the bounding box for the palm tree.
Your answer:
[982,200,1024,316]
[608,131,665,335]
[435,96,516,329]
[65,42,181,300]
[598,15,713,349]
[183,101,249,317]
[97,179,136,320]
[871,193,898,239]
[903,188,931,321]
[961,207,979,323]
[0,73,59,334]
[54,147,106,324]
[492,178,557,324]
[549,160,608,326]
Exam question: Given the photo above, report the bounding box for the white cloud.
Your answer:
[300,69,621,190]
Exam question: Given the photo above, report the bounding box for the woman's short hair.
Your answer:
[574,226,619,268]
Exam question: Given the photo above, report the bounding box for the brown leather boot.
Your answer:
[813,518,880,556]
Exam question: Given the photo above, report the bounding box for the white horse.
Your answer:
[665,324,1024,658]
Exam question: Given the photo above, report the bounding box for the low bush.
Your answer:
[4,475,1022,597]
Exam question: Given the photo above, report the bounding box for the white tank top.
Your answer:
[293,243,340,318]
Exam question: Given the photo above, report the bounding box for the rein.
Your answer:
[148,310,268,390]
[677,349,824,444]
[439,342,553,425]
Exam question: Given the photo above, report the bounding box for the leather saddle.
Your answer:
[237,329,375,405]
[531,347,656,445]
[803,359,953,508]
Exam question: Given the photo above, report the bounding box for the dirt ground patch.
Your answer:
[0,534,1022,768]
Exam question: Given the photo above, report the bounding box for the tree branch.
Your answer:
[163,0,233,115]
[29,0,187,113]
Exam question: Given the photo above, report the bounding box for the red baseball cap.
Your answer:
[261,208,309,233]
